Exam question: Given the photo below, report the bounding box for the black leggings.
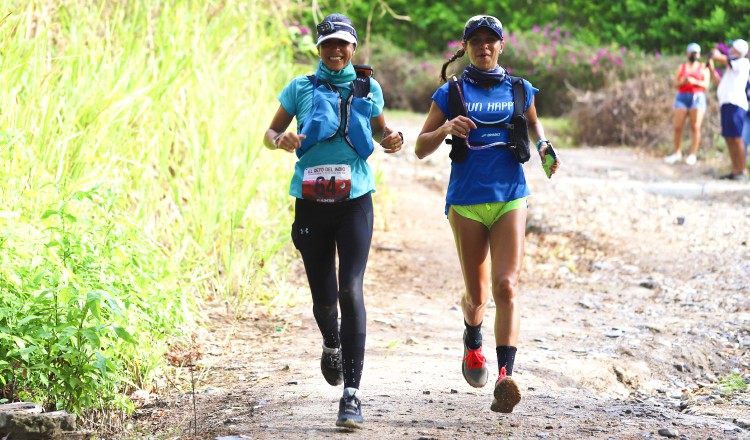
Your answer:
[291,193,373,389]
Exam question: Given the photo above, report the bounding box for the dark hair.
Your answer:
[440,48,465,83]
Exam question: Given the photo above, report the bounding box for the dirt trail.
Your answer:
[126,116,750,439]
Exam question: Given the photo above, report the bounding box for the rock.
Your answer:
[0,403,42,414]
[0,411,92,440]
[577,300,598,309]
[734,419,750,429]
[593,262,615,271]
[658,428,679,437]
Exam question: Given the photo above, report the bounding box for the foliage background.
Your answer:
[306,0,750,55]
[0,0,744,431]
[0,0,302,418]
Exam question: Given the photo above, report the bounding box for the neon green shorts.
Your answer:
[450,197,527,229]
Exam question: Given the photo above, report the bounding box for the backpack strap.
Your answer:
[352,64,373,98]
[509,75,526,117]
[447,76,528,157]
[308,74,338,92]
[446,76,469,162]
[308,71,370,98]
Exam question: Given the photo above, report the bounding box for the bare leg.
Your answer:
[672,109,688,154]
[448,208,491,327]
[688,108,704,156]
[488,208,527,347]
[726,137,747,175]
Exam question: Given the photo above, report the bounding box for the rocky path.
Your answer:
[125,118,750,439]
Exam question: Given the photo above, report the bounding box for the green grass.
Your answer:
[538,116,574,148]
[718,374,749,394]
[0,0,301,418]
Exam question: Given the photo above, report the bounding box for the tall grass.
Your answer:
[0,0,298,415]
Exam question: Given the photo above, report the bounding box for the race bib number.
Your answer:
[302,164,352,203]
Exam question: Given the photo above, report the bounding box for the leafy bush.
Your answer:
[0,185,190,413]
[497,26,646,115]
[568,55,721,149]
[358,36,443,113]
[302,0,750,55]
[364,28,654,116]
[0,0,299,418]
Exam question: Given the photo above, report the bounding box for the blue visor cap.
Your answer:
[463,15,503,41]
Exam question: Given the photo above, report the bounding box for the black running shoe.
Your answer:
[336,387,364,429]
[320,344,343,386]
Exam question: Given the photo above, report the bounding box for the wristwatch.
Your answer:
[536,139,550,151]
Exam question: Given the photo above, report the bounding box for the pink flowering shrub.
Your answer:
[499,24,653,115]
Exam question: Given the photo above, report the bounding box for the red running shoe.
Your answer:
[462,330,489,388]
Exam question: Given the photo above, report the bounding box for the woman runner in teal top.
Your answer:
[263,13,403,430]
[415,15,559,414]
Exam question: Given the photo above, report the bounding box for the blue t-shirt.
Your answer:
[278,75,384,199]
[432,78,538,213]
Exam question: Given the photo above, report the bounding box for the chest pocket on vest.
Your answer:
[298,84,341,157]
[345,95,374,159]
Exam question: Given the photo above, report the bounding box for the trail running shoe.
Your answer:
[336,387,364,429]
[664,152,682,164]
[491,366,522,413]
[685,154,697,166]
[321,344,343,386]
[462,330,489,388]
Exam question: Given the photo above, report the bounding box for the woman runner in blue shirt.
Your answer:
[415,15,559,414]
[263,13,403,429]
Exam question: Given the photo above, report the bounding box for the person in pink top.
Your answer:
[665,43,710,166]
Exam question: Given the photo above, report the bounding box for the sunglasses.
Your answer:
[464,15,503,40]
[466,15,502,29]
[316,21,357,39]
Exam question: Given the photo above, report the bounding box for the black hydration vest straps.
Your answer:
[445,76,531,163]
[446,76,469,162]
[508,76,531,163]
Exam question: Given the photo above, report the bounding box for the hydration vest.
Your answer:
[446,76,531,163]
[297,65,375,159]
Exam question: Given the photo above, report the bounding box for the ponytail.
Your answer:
[440,48,465,83]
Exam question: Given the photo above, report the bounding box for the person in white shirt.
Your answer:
[708,39,750,180]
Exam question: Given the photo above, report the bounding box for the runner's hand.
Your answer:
[537,142,561,176]
[275,133,306,152]
[444,116,477,139]
[381,129,403,154]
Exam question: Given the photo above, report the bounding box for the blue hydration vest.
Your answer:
[297,66,375,159]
